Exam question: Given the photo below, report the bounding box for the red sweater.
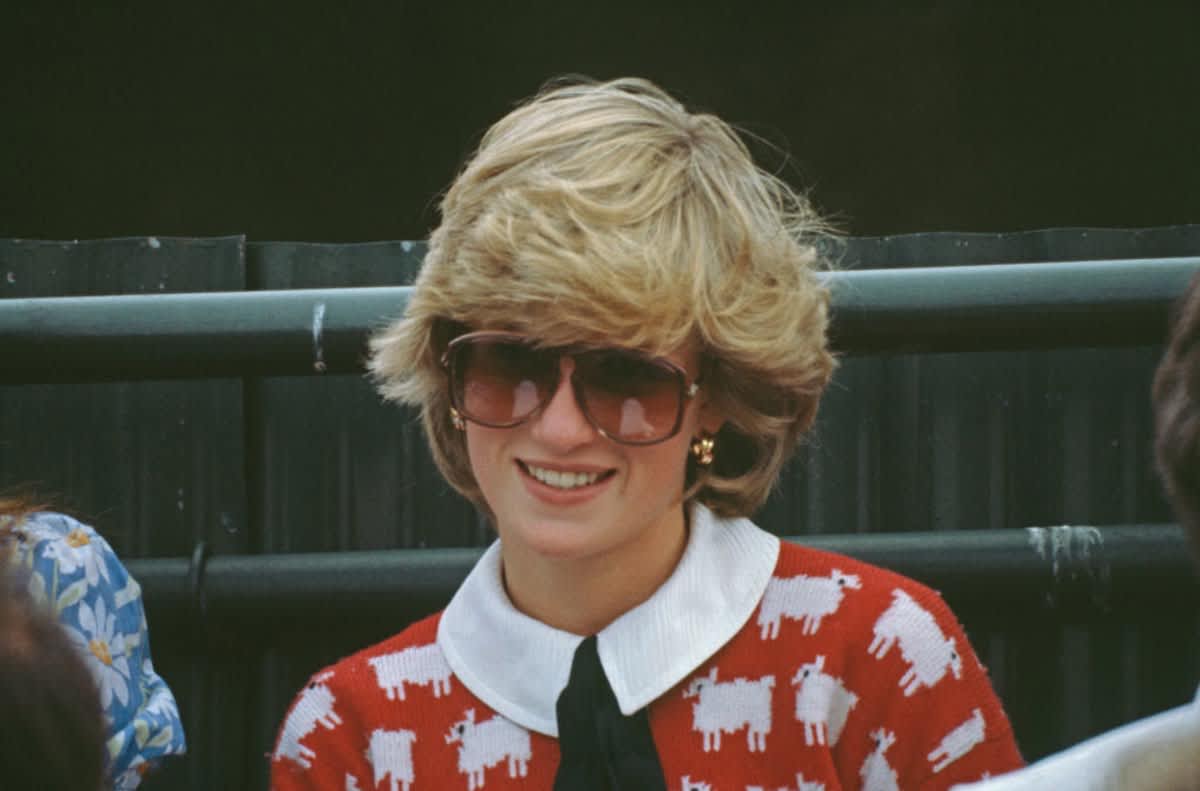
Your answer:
[272,515,1022,791]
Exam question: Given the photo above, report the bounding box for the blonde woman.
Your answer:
[272,77,1023,790]
[1,497,186,788]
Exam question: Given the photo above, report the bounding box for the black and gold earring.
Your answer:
[690,432,716,466]
[450,407,466,431]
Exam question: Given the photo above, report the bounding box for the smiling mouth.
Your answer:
[519,461,615,490]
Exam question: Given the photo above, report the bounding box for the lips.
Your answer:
[518,460,615,491]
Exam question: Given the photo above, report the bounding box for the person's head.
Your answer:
[0,494,105,789]
[370,76,835,544]
[0,568,107,791]
[1153,272,1200,564]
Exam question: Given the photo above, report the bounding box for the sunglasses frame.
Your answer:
[441,330,701,446]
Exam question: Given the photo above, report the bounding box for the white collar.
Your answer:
[437,504,780,737]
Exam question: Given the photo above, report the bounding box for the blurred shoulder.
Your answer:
[9,511,116,557]
[5,512,129,608]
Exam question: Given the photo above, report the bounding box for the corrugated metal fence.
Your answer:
[1,228,1198,789]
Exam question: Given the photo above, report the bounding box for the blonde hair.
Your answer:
[370,76,836,517]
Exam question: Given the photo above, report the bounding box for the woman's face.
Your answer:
[463,342,720,568]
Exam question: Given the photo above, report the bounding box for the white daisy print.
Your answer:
[140,660,176,716]
[69,595,133,708]
[43,527,112,588]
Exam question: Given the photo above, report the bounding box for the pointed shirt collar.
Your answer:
[436,504,780,737]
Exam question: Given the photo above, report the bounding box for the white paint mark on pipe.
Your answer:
[312,302,327,373]
[1026,525,1105,587]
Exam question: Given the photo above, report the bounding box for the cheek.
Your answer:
[676,402,706,448]
[636,435,694,488]
[464,425,504,488]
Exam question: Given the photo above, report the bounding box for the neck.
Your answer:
[499,504,690,636]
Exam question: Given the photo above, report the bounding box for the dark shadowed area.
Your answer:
[3,3,1197,240]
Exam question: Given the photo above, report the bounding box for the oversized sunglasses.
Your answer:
[442,331,700,445]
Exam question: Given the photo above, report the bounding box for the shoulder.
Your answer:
[6,512,128,608]
[276,612,447,738]
[771,539,958,625]
[755,540,1023,786]
[10,511,118,559]
[6,512,187,780]
[776,538,933,591]
[322,611,446,695]
[10,510,96,541]
[272,612,458,787]
[769,539,980,691]
[954,699,1200,790]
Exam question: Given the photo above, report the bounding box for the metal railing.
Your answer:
[125,524,1196,629]
[8,257,1199,625]
[3,257,1198,383]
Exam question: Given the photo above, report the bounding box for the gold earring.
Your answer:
[690,432,715,466]
[450,407,466,431]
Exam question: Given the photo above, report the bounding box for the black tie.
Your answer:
[553,636,668,791]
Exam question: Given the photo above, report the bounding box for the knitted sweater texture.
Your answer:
[271,540,1022,791]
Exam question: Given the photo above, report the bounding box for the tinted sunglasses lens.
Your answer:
[574,350,684,443]
[452,339,554,426]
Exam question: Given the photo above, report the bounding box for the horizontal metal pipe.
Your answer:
[127,524,1197,629]
[825,257,1200,353]
[3,258,1198,383]
[0,286,407,383]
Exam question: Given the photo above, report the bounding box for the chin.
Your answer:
[504,516,608,560]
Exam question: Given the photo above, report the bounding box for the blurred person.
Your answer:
[0,560,106,790]
[272,76,1023,790]
[1,496,187,789]
[953,275,1200,790]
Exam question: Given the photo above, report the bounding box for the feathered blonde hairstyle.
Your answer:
[370,76,836,517]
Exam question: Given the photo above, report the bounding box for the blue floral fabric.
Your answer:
[4,512,186,789]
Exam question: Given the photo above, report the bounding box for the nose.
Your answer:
[529,357,598,450]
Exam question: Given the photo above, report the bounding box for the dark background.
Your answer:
[3,2,1198,241]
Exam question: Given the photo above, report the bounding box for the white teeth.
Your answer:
[525,464,603,489]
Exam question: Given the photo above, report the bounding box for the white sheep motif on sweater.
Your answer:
[683,667,774,752]
[868,589,963,696]
[273,675,343,769]
[685,776,824,791]
[928,708,986,772]
[858,728,899,791]
[367,728,417,791]
[368,643,453,701]
[757,569,862,639]
[445,709,531,790]
[747,772,827,791]
[791,655,859,746]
